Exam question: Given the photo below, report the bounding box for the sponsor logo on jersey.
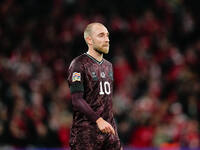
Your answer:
[72,72,81,82]
[92,72,96,77]
[91,72,98,81]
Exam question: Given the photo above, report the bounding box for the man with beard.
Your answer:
[67,23,122,150]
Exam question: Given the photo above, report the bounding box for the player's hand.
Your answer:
[96,117,115,135]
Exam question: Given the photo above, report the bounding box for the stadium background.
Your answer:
[0,0,200,149]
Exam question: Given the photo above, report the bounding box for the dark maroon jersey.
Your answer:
[67,53,115,127]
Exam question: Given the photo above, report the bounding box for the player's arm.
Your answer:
[68,60,99,121]
[71,92,115,135]
[71,92,99,122]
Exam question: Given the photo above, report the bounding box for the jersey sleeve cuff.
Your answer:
[91,114,100,123]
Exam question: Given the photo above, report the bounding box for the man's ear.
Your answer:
[86,36,92,45]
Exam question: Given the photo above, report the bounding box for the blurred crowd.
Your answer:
[0,0,200,148]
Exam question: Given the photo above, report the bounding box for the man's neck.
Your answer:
[87,49,103,62]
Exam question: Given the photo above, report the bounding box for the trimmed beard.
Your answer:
[94,46,109,55]
[94,48,104,55]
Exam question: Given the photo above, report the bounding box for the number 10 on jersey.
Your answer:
[99,81,111,95]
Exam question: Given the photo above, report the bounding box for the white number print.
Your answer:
[99,81,111,95]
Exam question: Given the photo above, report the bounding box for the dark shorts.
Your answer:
[69,127,121,150]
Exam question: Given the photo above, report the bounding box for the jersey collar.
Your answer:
[84,53,104,65]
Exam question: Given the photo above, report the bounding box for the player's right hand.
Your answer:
[96,117,115,135]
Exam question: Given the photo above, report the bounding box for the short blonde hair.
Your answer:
[84,22,104,44]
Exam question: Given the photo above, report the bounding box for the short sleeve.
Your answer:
[67,59,84,93]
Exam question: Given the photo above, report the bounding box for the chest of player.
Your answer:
[84,63,113,82]
[84,63,113,95]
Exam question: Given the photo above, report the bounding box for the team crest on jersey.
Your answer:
[100,72,105,78]
[72,72,81,82]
